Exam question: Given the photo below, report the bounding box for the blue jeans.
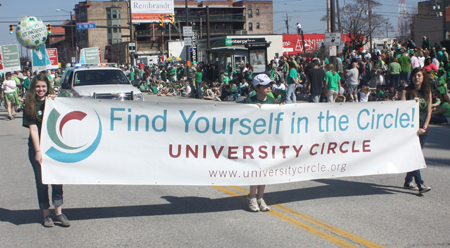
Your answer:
[431,114,448,124]
[389,74,401,88]
[285,83,297,104]
[400,71,411,86]
[404,135,427,186]
[29,147,63,210]
[196,82,203,99]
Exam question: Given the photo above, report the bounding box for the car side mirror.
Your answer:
[61,82,71,89]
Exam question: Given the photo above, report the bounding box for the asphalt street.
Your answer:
[0,95,449,247]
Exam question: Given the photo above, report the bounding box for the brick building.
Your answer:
[66,0,272,63]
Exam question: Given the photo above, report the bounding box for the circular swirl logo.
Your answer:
[45,109,102,163]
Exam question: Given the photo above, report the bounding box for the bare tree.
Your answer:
[324,0,393,50]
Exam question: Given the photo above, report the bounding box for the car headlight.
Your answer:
[134,93,144,101]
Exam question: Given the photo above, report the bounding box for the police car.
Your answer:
[58,63,144,101]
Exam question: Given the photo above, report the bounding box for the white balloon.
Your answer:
[15,16,48,50]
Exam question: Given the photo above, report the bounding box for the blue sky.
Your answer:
[0,0,423,49]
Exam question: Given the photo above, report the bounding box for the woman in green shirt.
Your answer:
[22,73,71,227]
[401,68,432,193]
[431,93,450,124]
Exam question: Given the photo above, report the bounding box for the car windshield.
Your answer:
[73,70,130,86]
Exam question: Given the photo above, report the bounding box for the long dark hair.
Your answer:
[406,67,430,101]
[24,72,53,122]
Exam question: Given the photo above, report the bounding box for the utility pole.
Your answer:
[206,6,210,63]
[444,0,447,42]
[336,0,341,32]
[330,0,336,66]
[185,0,190,85]
[368,0,372,53]
[127,0,134,65]
[386,22,388,37]
[285,13,289,34]
[327,0,331,32]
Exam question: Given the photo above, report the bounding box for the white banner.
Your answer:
[40,98,426,185]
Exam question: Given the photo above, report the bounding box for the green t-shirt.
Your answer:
[287,68,298,84]
[130,71,135,81]
[23,78,31,90]
[151,86,158,94]
[22,99,46,147]
[224,76,230,85]
[437,102,450,117]
[54,77,62,86]
[438,76,447,95]
[388,62,401,74]
[245,95,276,104]
[195,72,203,83]
[170,67,177,77]
[324,71,341,91]
[398,55,412,73]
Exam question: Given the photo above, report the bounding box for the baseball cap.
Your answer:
[253,74,275,86]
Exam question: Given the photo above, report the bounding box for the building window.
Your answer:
[107,10,111,19]
[249,22,253,31]
[256,22,260,29]
[112,10,117,19]
[248,9,252,17]
[108,28,112,34]
[214,24,218,29]
[118,10,121,19]
[256,9,260,15]
[222,23,226,29]
[214,10,218,15]
[113,25,118,33]
[108,39,112,45]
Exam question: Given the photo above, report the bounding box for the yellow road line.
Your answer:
[228,186,384,248]
[212,186,358,248]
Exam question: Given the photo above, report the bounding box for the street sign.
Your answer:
[184,37,192,46]
[324,32,341,46]
[329,46,337,56]
[72,57,76,63]
[129,43,136,53]
[77,23,96,29]
[183,26,193,37]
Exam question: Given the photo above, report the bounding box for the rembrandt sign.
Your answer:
[40,98,426,185]
[130,0,174,23]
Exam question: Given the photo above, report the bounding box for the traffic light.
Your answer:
[159,15,164,27]
[9,24,13,34]
[47,24,52,34]
[169,14,174,25]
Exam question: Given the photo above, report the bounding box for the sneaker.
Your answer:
[257,198,270,211]
[418,184,431,194]
[247,195,260,212]
[43,215,54,228]
[55,213,71,227]
[403,182,419,190]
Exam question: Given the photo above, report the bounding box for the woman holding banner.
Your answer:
[401,68,432,194]
[22,73,71,227]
